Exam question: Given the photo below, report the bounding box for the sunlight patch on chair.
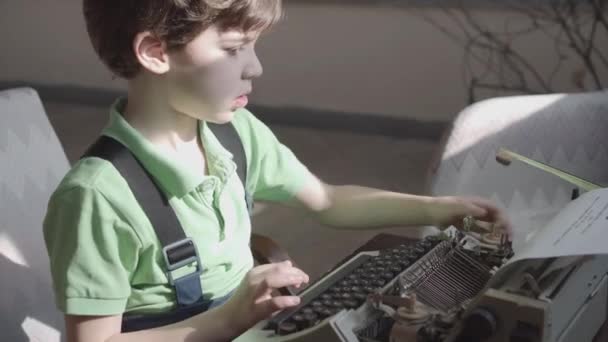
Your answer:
[0,232,29,267]
[22,317,60,342]
[442,94,565,160]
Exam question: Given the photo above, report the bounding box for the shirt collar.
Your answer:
[102,98,236,198]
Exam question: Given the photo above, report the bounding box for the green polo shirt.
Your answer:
[43,99,311,316]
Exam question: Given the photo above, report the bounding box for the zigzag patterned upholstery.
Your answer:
[428,91,608,248]
[0,87,67,341]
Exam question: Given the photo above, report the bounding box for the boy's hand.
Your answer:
[429,196,513,237]
[223,260,309,333]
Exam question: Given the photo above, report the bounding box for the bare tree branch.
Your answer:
[404,0,607,102]
[552,1,603,89]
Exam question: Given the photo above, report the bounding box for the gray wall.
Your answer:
[1,1,606,121]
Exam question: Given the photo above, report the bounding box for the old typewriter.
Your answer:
[237,211,608,342]
[236,229,516,342]
[236,150,608,342]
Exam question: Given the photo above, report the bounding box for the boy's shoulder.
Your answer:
[230,107,263,133]
[50,156,126,201]
[230,107,277,147]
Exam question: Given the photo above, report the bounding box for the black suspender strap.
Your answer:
[207,122,254,213]
[82,121,252,328]
[83,136,204,307]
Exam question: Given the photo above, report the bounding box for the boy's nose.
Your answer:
[243,51,263,80]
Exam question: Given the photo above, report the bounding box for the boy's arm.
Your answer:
[65,304,236,342]
[64,261,308,342]
[289,173,511,233]
[65,307,232,342]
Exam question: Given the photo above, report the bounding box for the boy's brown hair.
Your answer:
[83,0,282,79]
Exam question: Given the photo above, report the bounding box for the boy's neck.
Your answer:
[124,75,200,152]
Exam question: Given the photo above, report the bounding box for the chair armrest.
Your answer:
[250,233,298,296]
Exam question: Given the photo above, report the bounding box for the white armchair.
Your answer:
[0,87,68,341]
[427,91,608,247]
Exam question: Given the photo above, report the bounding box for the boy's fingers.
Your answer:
[248,261,284,276]
[249,261,307,285]
[465,197,513,235]
[258,295,301,315]
[259,272,309,290]
[466,203,488,218]
[258,264,309,284]
[250,273,308,302]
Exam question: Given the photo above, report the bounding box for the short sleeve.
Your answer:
[43,185,140,315]
[232,109,312,202]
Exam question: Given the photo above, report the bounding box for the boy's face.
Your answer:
[165,25,263,123]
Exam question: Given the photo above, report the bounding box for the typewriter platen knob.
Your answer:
[460,307,498,341]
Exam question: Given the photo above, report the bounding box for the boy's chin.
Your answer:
[206,110,236,124]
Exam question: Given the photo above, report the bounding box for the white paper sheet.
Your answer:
[509,187,608,264]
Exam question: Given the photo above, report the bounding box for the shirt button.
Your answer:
[201,181,214,192]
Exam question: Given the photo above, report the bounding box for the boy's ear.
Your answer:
[133,31,170,75]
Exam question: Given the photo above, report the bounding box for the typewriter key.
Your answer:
[363,285,376,293]
[303,312,319,328]
[390,265,403,274]
[362,271,376,279]
[372,278,386,287]
[425,235,440,243]
[311,300,323,308]
[353,292,367,301]
[322,299,334,307]
[388,251,400,259]
[292,314,306,330]
[301,307,314,315]
[339,280,353,287]
[321,293,333,301]
[403,250,417,258]
[355,268,367,275]
[351,278,363,286]
[380,254,393,261]
[351,286,363,293]
[398,243,412,251]
[419,240,432,250]
[313,305,332,318]
[277,322,298,335]
[330,286,347,294]
[413,246,425,256]
[330,300,345,308]
[321,308,334,318]
[348,274,359,281]
[381,272,395,280]
[340,292,353,300]
[358,279,371,287]
[362,261,375,268]
[344,299,359,309]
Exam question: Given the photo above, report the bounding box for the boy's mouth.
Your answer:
[234,90,251,108]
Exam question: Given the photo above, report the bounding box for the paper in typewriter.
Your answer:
[508,187,608,263]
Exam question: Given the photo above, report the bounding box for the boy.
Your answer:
[43,0,510,341]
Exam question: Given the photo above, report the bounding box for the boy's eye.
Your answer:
[224,46,241,56]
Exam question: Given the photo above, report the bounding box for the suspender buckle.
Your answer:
[162,238,202,285]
